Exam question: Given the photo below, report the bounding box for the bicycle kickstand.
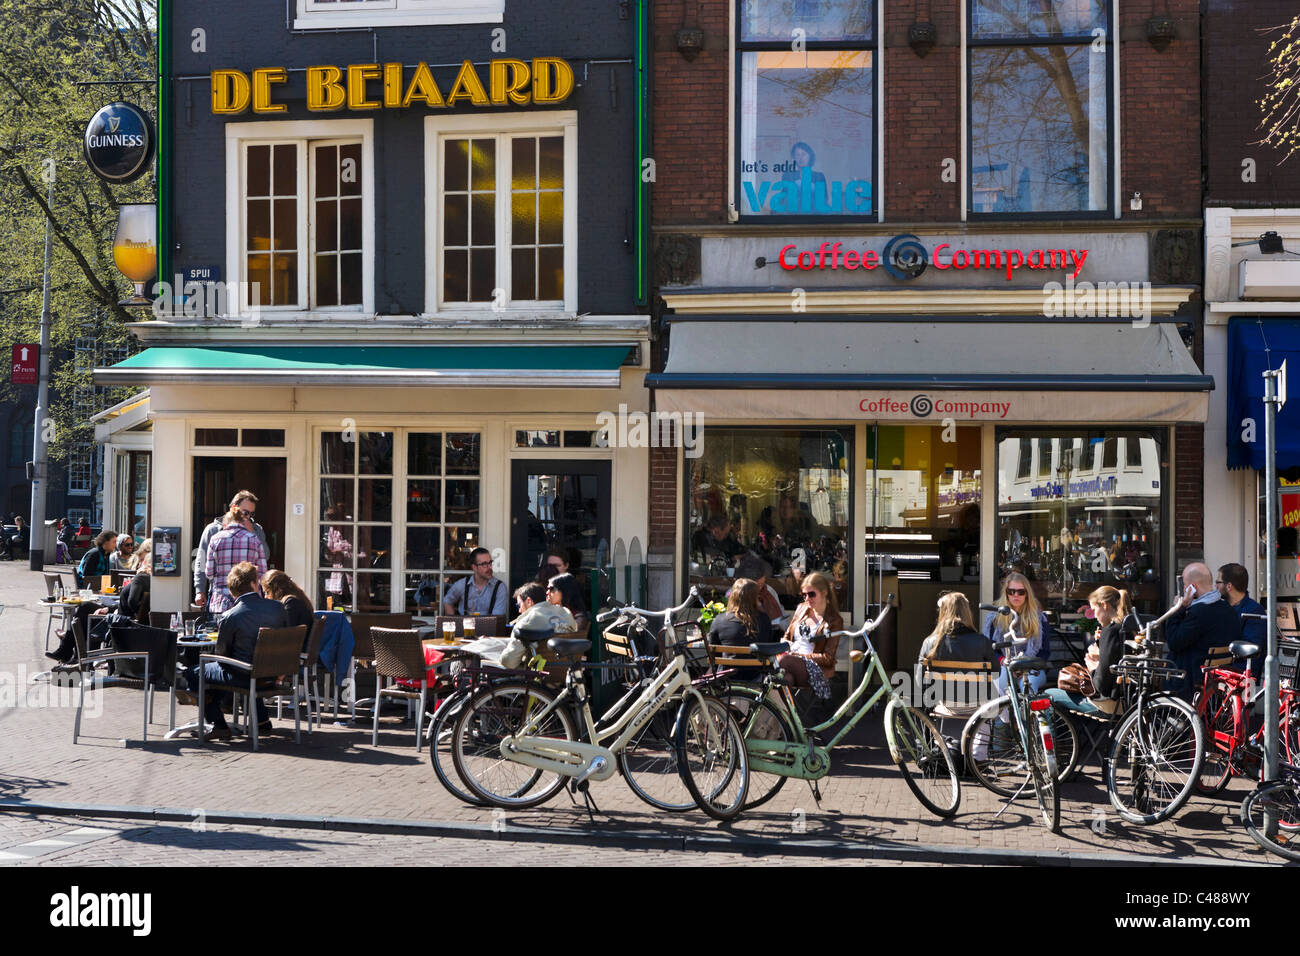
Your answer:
[806,778,824,808]
[569,778,601,823]
[994,779,1032,819]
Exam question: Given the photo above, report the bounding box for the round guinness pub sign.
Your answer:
[83,102,155,185]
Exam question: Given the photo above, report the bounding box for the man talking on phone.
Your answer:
[1163,561,1241,700]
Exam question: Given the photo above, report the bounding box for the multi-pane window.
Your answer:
[737,1,876,219]
[316,429,481,612]
[969,0,1112,215]
[241,136,367,310]
[439,132,565,306]
[296,0,503,28]
[68,444,93,495]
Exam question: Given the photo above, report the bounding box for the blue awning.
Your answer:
[1227,318,1300,470]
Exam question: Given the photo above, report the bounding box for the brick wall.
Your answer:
[1175,423,1205,560]
[1205,0,1300,206]
[649,441,678,550]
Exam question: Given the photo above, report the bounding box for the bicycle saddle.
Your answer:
[748,641,790,660]
[547,637,591,657]
[513,623,555,644]
[1231,641,1260,660]
[1005,655,1050,673]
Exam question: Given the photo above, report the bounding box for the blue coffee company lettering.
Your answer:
[741,167,872,214]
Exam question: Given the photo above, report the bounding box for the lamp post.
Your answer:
[1264,362,1287,783]
[28,173,54,572]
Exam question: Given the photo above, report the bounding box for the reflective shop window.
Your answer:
[995,429,1165,616]
[736,0,876,219]
[687,427,852,613]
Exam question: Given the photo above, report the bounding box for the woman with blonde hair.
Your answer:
[982,572,1053,692]
[1045,585,1134,715]
[778,571,842,700]
[918,592,994,666]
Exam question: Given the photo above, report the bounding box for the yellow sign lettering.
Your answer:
[346,63,382,110]
[532,57,574,105]
[211,69,250,115]
[306,66,346,111]
[490,59,532,106]
[252,67,288,113]
[401,61,445,108]
[383,62,404,108]
[446,59,490,106]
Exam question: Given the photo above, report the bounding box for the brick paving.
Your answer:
[0,563,1283,865]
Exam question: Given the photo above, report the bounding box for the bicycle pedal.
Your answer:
[574,755,607,786]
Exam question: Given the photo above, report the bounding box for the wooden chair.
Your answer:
[370,627,429,751]
[920,658,999,730]
[198,625,307,750]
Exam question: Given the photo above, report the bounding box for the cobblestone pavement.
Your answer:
[0,563,1283,865]
[1,812,930,866]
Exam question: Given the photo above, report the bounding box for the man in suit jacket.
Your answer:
[179,561,287,739]
[1164,562,1241,700]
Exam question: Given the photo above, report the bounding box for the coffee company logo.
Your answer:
[83,102,155,185]
[909,394,933,416]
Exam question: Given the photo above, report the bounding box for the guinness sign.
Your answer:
[83,102,155,185]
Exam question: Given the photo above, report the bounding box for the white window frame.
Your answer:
[225,119,375,318]
[423,111,578,316]
[295,0,503,30]
[68,443,94,495]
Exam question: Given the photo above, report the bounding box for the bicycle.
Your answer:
[449,588,750,820]
[1240,755,1300,861]
[709,599,961,818]
[960,603,1060,831]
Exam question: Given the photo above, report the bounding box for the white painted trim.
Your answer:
[959,0,968,222]
[224,119,376,318]
[727,0,736,219]
[422,110,579,316]
[1112,0,1121,220]
[876,0,885,223]
[294,0,501,29]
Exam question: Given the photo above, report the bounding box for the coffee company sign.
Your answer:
[83,102,155,185]
[211,58,575,115]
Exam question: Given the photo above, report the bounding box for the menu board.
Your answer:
[152,526,181,577]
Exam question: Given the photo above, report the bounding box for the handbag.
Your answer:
[1056,661,1097,698]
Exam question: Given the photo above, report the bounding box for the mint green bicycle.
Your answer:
[706,600,961,817]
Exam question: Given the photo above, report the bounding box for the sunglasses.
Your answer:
[1006,587,1028,596]
[801,590,820,598]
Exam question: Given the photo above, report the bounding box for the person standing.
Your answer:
[203,514,268,614]
[194,491,268,609]
[1217,562,1266,680]
[442,547,507,616]
[1165,562,1242,700]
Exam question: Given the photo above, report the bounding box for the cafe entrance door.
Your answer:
[509,460,611,593]
[192,457,286,572]
[864,425,982,671]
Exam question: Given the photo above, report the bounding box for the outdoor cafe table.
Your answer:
[164,631,218,740]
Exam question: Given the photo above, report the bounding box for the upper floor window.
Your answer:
[968,0,1112,216]
[295,0,503,30]
[736,1,877,220]
[424,112,577,313]
[226,120,374,315]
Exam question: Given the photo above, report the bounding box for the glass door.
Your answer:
[865,425,982,671]
[509,460,611,593]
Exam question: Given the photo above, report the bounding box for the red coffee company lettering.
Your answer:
[779,242,1088,280]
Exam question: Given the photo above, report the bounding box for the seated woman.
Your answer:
[47,539,151,664]
[917,592,996,714]
[511,582,576,635]
[777,571,841,703]
[76,530,115,589]
[1044,586,1134,717]
[983,572,1053,695]
[119,539,152,623]
[262,569,315,630]
[545,572,588,632]
[708,578,769,676]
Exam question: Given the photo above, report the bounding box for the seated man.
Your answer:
[691,514,745,569]
[1165,562,1242,700]
[511,582,576,635]
[178,561,288,740]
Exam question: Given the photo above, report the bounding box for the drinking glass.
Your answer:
[442,621,457,644]
[463,617,476,640]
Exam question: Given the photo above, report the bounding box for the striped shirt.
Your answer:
[204,526,268,614]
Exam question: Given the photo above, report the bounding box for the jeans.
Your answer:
[1044,687,1104,716]
[186,660,268,727]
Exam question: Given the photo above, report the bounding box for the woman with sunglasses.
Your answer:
[778,571,842,701]
[983,572,1053,693]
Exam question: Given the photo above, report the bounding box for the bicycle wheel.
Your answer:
[428,690,486,807]
[1241,779,1300,862]
[451,681,578,810]
[1192,686,1238,796]
[964,697,1078,796]
[886,700,961,818]
[1106,694,1204,825]
[1025,706,1061,832]
[617,695,696,812]
[674,694,750,821]
[728,690,794,811]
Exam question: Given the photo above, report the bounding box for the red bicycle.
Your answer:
[1193,631,1300,795]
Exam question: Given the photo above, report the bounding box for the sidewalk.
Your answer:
[0,562,1280,865]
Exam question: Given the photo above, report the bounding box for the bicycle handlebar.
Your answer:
[597,586,701,625]
[829,595,894,641]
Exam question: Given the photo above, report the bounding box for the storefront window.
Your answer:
[996,429,1165,615]
[736,1,876,219]
[969,0,1111,215]
[687,427,852,612]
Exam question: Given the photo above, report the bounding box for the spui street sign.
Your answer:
[11,344,37,385]
[83,101,156,185]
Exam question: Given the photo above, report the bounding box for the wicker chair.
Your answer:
[198,625,307,750]
[370,627,430,751]
[345,613,412,720]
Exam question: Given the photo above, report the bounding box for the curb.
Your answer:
[0,800,1266,866]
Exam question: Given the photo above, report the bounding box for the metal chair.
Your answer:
[41,572,70,652]
[59,620,173,744]
[198,625,307,751]
[370,627,429,751]
[281,615,327,730]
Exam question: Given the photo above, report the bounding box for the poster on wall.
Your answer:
[152,526,180,576]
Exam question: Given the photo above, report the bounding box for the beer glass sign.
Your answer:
[113,204,156,303]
